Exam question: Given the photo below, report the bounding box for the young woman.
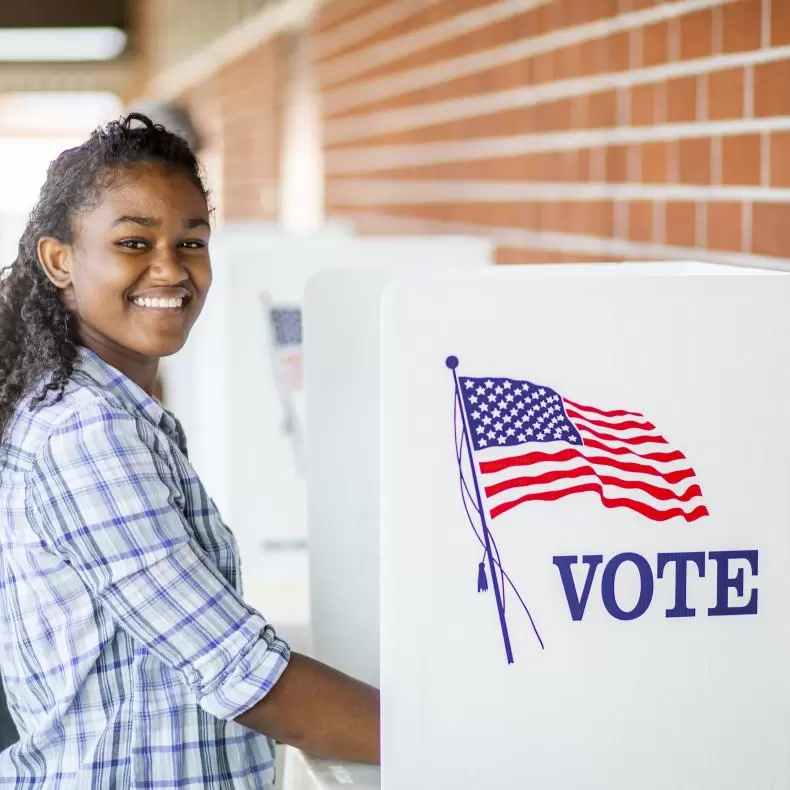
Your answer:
[0,114,379,788]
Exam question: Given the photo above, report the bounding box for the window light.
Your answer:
[0,28,126,62]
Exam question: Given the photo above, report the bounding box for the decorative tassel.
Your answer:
[477,561,488,592]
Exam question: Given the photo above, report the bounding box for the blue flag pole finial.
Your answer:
[477,560,488,592]
[445,355,459,369]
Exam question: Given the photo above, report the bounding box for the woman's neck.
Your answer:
[78,334,159,395]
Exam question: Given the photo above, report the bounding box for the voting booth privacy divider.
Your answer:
[160,226,492,638]
[306,262,790,789]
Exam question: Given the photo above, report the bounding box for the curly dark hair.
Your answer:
[0,112,208,445]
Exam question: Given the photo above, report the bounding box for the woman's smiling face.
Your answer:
[38,162,212,373]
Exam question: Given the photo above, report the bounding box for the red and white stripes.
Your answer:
[479,397,709,522]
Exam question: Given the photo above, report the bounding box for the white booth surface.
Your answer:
[381,270,790,789]
[305,262,790,790]
[305,268,395,687]
[160,228,492,636]
[280,748,380,790]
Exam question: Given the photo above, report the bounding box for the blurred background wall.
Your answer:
[0,0,787,269]
[314,0,788,267]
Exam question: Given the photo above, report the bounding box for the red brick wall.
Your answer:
[181,37,286,222]
[313,0,790,266]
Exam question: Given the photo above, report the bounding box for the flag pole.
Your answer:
[447,356,514,665]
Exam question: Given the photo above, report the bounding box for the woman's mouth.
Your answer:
[131,296,187,310]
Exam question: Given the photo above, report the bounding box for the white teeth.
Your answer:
[133,296,184,309]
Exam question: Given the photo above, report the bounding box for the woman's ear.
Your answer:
[37,237,73,291]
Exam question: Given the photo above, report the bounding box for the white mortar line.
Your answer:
[742,202,753,253]
[668,17,681,61]
[653,201,666,245]
[628,146,642,183]
[655,82,667,125]
[571,94,588,128]
[323,0,734,115]
[668,140,679,183]
[711,136,723,185]
[325,117,790,174]
[630,26,643,70]
[617,87,630,127]
[696,202,708,247]
[761,133,771,187]
[590,149,606,182]
[762,0,772,47]
[712,4,724,54]
[326,179,790,203]
[744,65,755,118]
[697,73,708,121]
[614,202,629,239]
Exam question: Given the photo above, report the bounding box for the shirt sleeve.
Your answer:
[26,400,290,721]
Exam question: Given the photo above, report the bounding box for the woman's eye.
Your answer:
[118,239,148,250]
[180,240,207,250]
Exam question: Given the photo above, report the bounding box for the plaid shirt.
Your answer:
[0,348,290,788]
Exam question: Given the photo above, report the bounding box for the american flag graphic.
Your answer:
[269,306,303,391]
[458,374,709,523]
[448,357,708,663]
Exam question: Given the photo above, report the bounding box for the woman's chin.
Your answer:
[132,331,190,359]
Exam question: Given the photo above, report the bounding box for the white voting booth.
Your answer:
[304,261,790,790]
[280,748,379,790]
[304,261,755,686]
[160,227,492,642]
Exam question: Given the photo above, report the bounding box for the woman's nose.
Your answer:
[149,247,189,282]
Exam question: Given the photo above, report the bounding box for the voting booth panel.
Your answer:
[161,229,492,628]
[377,270,790,789]
[305,268,396,687]
[304,261,768,689]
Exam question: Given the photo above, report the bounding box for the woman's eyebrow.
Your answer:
[111,216,210,230]
[112,215,160,228]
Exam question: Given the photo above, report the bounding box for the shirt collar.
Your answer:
[72,346,182,445]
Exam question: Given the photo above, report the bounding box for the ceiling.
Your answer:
[0,0,127,30]
[0,0,131,95]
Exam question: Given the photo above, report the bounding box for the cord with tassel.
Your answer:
[477,558,488,592]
